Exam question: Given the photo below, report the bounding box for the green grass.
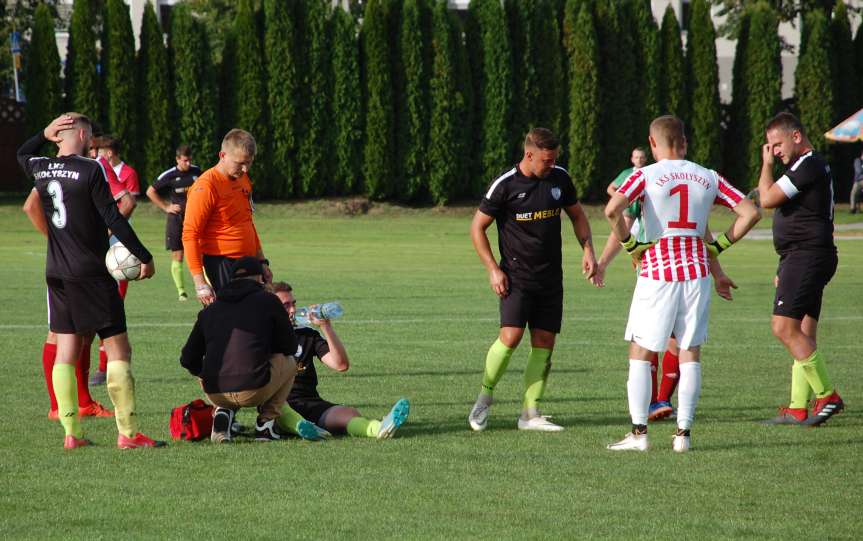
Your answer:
[1,200,861,540]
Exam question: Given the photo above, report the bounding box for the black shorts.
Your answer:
[203,254,240,294]
[288,396,338,426]
[499,282,563,333]
[165,212,184,251]
[47,276,126,338]
[774,249,837,320]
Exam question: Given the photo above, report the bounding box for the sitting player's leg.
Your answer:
[54,332,90,448]
[102,332,165,448]
[263,355,327,441]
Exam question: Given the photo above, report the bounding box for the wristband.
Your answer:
[620,235,655,256]
[259,258,270,267]
[707,233,733,257]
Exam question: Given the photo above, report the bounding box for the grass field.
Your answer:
[1,199,861,540]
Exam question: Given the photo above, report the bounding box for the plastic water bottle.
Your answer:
[294,302,343,327]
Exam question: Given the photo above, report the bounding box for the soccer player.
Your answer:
[272,282,410,439]
[146,145,202,301]
[757,112,844,426]
[18,113,164,449]
[468,127,597,432]
[182,129,272,305]
[605,115,760,452]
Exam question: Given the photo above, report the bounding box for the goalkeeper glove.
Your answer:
[620,234,654,259]
[706,233,733,257]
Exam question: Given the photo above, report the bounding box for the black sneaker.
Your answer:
[255,418,287,441]
[211,408,234,443]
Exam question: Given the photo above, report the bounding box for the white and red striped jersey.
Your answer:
[617,159,744,281]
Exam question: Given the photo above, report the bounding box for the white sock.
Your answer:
[627,360,652,426]
[677,361,702,431]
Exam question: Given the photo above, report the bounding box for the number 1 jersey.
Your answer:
[617,159,744,282]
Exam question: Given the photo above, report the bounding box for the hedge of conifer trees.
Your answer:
[18,0,863,200]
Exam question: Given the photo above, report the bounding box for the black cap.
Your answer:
[231,256,263,279]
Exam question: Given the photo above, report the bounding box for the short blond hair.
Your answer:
[221,128,257,156]
[59,112,92,135]
[649,115,686,149]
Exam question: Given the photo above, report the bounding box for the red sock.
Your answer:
[42,342,58,411]
[657,350,680,402]
[649,352,659,403]
[118,280,128,299]
[98,343,108,373]
[76,344,94,407]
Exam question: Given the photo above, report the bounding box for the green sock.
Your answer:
[277,405,306,434]
[170,260,185,295]
[523,347,552,414]
[481,339,515,398]
[53,363,82,438]
[789,360,812,408]
[798,350,834,399]
[346,416,382,438]
[106,361,138,437]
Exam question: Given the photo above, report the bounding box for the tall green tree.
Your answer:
[218,30,237,135]
[171,3,218,167]
[466,0,513,188]
[566,1,601,199]
[331,6,363,195]
[686,0,722,169]
[264,0,301,197]
[64,0,100,120]
[136,1,173,185]
[855,22,863,109]
[24,4,62,136]
[103,0,136,154]
[362,0,395,199]
[658,5,687,119]
[451,9,475,197]
[795,9,833,154]
[630,0,661,145]
[398,0,431,201]
[428,0,460,205]
[728,2,781,190]
[595,1,637,183]
[828,1,855,122]
[232,0,269,193]
[298,0,333,198]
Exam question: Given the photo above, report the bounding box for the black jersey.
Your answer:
[478,164,578,286]
[151,165,202,209]
[288,327,331,401]
[772,151,835,254]
[17,133,152,281]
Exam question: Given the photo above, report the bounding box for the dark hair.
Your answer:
[176,144,192,158]
[766,112,806,135]
[271,281,293,294]
[94,135,121,153]
[633,146,647,155]
[524,127,559,150]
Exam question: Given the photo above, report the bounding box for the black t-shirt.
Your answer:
[17,133,152,281]
[478,164,578,286]
[772,151,835,254]
[151,165,202,209]
[288,327,331,401]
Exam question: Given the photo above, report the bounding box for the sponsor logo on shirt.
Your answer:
[551,187,561,200]
[515,208,561,221]
[517,192,526,198]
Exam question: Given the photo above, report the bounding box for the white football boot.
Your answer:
[468,397,491,432]
[607,431,650,451]
[517,415,564,432]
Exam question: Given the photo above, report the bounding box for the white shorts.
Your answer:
[624,276,713,352]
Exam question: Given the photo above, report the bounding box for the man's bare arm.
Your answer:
[22,189,48,237]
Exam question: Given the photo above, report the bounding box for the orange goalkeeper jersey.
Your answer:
[182,166,261,275]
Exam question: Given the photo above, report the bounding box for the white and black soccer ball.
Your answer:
[105,242,142,281]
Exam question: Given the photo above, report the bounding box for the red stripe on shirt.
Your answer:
[673,237,685,281]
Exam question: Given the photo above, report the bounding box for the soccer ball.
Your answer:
[105,242,142,281]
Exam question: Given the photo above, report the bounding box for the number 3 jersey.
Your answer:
[18,133,152,281]
[617,159,744,282]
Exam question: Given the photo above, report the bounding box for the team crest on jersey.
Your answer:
[550,187,561,200]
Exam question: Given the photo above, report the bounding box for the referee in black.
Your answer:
[19,113,163,449]
[145,145,202,301]
[468,127,596,432]
[758,112,843,427]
